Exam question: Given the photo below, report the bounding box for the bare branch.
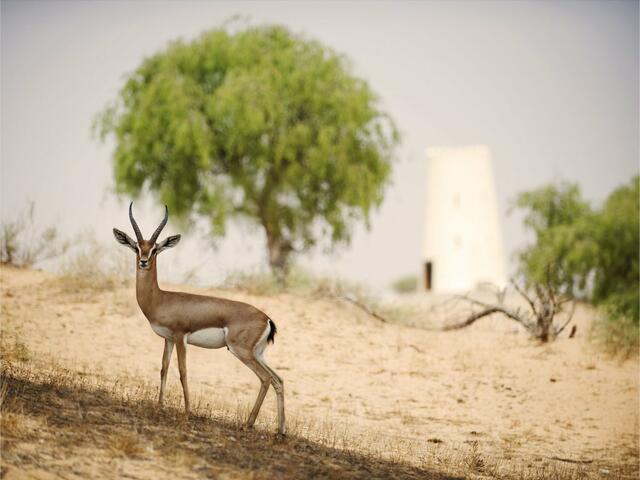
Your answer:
[338,295,388,323]
[446,276,574,342]
[554,301,577,336]
[556,295,573,306]
[447,293,536,331]
[442,307,499,330]
[453,295,496,311]
[511,278,538,316]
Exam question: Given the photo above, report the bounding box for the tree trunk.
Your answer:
[264,227,292,284]
[536,314,554,342]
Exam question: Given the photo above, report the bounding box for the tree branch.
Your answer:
[459,296,530,323]
[511,279,538,317]
[554,301,577,336]
[338,295,388,323]
[442,307,499,330]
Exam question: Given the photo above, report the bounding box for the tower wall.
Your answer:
[422,145,506,292]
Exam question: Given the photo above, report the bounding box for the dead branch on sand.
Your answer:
[337,294,388,323]
[443,275,577,342]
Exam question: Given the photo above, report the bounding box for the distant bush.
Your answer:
[391,275,417,294]
[0,202,69,268]
[57,236,131,293]
[514,176,639,354]
[221,266,419,326]
[592,297,639,358]
[222,266,368,298]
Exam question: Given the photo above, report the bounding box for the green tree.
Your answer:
[514,177,639,351]
[95,25,399,276]
[513,183,597,297]
[590,177,639,332]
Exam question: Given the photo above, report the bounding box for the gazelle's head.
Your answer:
[113,203,181,271]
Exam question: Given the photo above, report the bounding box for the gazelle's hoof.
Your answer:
[275,432,287,442]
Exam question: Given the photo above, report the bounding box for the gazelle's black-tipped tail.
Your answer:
[267,319,277,344]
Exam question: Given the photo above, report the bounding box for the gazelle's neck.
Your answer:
[136,262,161,317]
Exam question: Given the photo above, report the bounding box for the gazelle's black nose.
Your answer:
[140,259,149,266]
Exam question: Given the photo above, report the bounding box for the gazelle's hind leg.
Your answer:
[227,323,285,435]
[256,354,285,436]
[236,357,271,427]
[252,330,285,435]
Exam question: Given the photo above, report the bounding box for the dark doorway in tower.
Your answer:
[424,261,433,291]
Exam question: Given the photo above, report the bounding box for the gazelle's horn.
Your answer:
[129,202,144,242]
[149,205,168,243]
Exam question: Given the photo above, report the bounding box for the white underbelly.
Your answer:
[150,323,173,340]
[186,327,227,349]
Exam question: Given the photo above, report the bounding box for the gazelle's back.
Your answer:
[154,290,269,334]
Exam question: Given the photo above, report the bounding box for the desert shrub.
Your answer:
[391,275,418,294]
[591,292,639,357]
[513,183,596,298]
[589,178,639,326]
[0,202,69,267]
[222,269,288,296]
[55,236,132,293]
[514,177,639,353]
[222,266,368,298]
[222,266,419,326]
[0,336,30,364]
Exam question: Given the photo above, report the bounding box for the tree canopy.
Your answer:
[513,183,597,298]
[513,176,639,351]
[96,25,399,274]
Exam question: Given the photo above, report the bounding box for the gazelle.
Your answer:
[113,203,285,436]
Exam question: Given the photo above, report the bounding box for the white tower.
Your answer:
[422,145,506,292]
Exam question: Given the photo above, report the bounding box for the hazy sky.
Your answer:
[2,1,638,289]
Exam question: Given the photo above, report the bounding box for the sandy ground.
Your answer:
[1,265,638,473]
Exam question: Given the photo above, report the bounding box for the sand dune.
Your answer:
[1,265,638,476]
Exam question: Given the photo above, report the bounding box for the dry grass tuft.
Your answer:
[0,336,30,364]
[55,248,131,294]
[106,431,146,458]
[36,236,133,297]
[221,267,427,327]
[465,441,485,473]
[1,411,25,439]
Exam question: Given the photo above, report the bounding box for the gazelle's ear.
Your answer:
[156,234,181,254]
[113,228,138,253]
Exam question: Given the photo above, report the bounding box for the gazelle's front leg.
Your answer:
[175,335,190,413]
[159,339,174,405]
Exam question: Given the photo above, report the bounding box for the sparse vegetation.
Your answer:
[222,266,420,326]
[107,432,146,458]
[0,202,69,267]
[391,275,418,294]
[1,265,636,479]
[446,276,576,342]
[0,339,621,480]
[513,177,639,353]
[56,237,132,293]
